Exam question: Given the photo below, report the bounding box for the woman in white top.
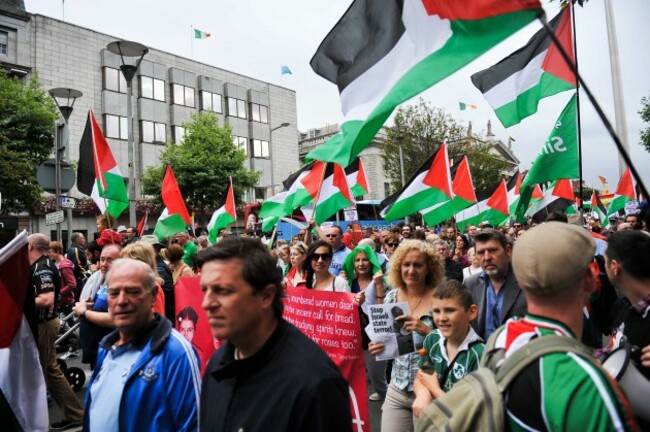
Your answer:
[303,240,350,292]
[462,246,482,281]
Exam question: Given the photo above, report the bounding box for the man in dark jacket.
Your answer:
[433,240,464,282]
[66,232,89,300]
[199,237,352,432]
[463,229,527,340]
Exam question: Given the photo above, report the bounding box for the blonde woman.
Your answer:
[368,239,444,432]
[284,242,308,288]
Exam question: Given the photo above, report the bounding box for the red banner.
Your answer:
[174,277,216,373]
[284,287,369,432]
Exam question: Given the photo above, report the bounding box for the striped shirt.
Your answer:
[495,314,636,432]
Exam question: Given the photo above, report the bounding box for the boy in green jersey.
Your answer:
[412,280,485,419]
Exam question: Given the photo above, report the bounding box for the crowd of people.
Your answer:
[26,205,650,431]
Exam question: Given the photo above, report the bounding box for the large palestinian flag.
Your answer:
[306,0,542,166]
[153,165,192,241]
[0,231,48,431]
[526,179,576,222]
[420,157,477,226]
[77,110,129,219]
[471,6,575,128]
[207,178,236,244]
[380,144,452,221]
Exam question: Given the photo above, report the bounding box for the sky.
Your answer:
[25,0,650,193]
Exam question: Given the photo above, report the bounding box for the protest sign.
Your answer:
[365,302,418,361]
[284,287,369,432]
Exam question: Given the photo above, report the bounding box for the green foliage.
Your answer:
[640,94,650,153]
[381,99,509,195]
[141,112,260,225]
[0,71,59,214]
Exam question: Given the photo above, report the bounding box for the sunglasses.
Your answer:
[311,252,332,261]
[385,242,399,247]
[325,234,339,238]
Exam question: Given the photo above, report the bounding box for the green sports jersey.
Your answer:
[418,326,485,392]
[497,314,636,432]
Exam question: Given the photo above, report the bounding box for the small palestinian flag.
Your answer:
[153,165,191,241]
[607,168,637,218]
[312,163,354,224]
[207,177,236,244]
[345,157,369,197]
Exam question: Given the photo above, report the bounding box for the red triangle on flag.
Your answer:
[552,179,575,201]
[487,180,509,215]
[513,171,523,195]
[89,110,119,191]
[301,161,327,200]
[225,178,237,218]
[332,163,354,203]
[422,144,453,200]
[453,157,477,203]
[542,7,576,86]
[532,184,544,199]
[0,237,30,348]
[615,168,637,200]
[356,158,369,194]
[162,165,191,224]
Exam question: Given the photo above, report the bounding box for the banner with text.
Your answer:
[284,287,369,432]
[175,276,216,373]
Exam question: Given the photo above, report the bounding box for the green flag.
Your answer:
[517,93,578,217]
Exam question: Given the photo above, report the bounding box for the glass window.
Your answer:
[213,93,222,114]
[154,123,166,142]
[237,99,247,119]
[174,126,186,144]
[0,31,8,55]
[153,79,165,101]
[260,105,268,124]
[228,98,237,117]
[173,84,184,105]
[141,121,154,143]
[250,103,260,122]
[185,87,195,108]
[104,67,127,93]
[105,115,128,139]
[202,91,212,111]
[141,76,153,99]
[233,136,247,154]
[252,139,269,158]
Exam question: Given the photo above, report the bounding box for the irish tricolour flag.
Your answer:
[471,6,575,128]
[77,110,129,219]
[207,178,236,244]
[306,0,542,166]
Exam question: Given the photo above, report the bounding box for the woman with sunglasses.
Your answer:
[368,239,444,432]
[303,240,350,292]
[285,242,308,288]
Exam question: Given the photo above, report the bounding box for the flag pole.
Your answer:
[536,14,649,202]
[569,3,584,212]
[190,25,194,59]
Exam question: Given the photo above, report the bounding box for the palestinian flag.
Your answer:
[207,178,236,244]
[607,168,637,218]
[380,144,452,221]
[345,157,369,197]
[455,175,512,231]
[516,94,579,218]
[526,179,576,222]
[306,0,542,166]
[77,110,129,219]
[590,191,608,227]
[498,171,524,226]
[471,6,575,128]
[312,163,354,224]
[258,161,327,231]
[0,232,48,432]
[153,165,191,241]
[420,156,477,226]
[137,210,149,236]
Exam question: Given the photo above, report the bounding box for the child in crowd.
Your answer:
[412,280,485,418]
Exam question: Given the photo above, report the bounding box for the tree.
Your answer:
[640,93,650,153]
[381,99,509,194]
[141,112,260,225]
[0,71,59,214]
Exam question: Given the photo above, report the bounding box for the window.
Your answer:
[105,115,128,140]
[249,103,268,124]
[140,76,165,101]
[200,91,223,113]
[233,136,248,155]
[104,67,127,93]
[251,139,269,158]
[0,31,7,56]
[173,126,186,144]
[141,121,167,143]
[172,84,195,107]
[226,97,247,119]
[254,187,266,201]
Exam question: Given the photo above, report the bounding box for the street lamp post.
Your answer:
[107,40,148,228]
[269,122,290,196]
[49,87,82,247]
